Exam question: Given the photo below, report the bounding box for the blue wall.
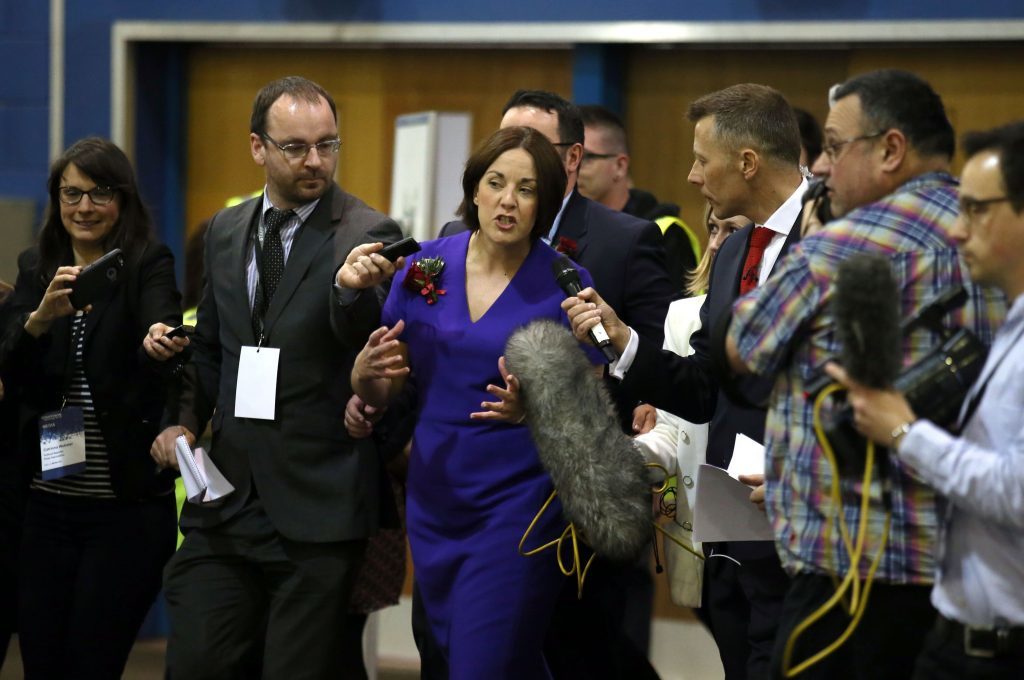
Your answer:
[0,1,49,200]
[3,0,1023,215]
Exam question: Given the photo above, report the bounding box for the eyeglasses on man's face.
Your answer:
[959,195,1011,222]
[59,186,117,206]
[262,134,342,161]
[821,131,884,162]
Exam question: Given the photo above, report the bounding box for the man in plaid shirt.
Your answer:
[726,69,1007,679]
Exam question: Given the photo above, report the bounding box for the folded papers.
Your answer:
[174,434,235,505]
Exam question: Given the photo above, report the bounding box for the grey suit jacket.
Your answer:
[172,183,402,542]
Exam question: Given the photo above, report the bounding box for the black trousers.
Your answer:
[700,552,790,680]
[0,453,27,674]
[17,489,176,680]
[164,499,366,680]
[543,556,660,680]
[770,573,934,680]
[912,617,1024,680]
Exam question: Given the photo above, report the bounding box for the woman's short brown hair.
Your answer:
[457,126,567,241]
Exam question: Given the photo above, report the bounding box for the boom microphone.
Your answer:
[829,252,902,479]
[833,252,902,388]
[504,320,651,561]
[551,256,619,363]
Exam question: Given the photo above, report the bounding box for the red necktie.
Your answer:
[739,226,775,295]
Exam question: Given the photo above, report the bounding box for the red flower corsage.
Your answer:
[403,256,447,305]
[555,236,578,260]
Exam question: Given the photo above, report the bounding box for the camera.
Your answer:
[824,286,988,476]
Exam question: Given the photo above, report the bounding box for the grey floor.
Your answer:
[1,638,420,680]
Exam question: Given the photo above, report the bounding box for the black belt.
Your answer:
[935,615,1024,659]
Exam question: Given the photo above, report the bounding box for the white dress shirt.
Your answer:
[900,292,1024,625]
[611,178,808,378]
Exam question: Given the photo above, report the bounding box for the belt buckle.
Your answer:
[963,626,997,659]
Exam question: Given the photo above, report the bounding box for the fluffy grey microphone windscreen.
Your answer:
[833,252,903,388]
[504,320,651,561]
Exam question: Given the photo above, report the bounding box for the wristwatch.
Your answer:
[890,421,913,449]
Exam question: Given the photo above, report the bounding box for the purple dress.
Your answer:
[382,231,601,678]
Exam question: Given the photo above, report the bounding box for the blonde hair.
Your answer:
[684,203,716,296]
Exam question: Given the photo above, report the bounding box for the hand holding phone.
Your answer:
[164,324,195,340]
[143,322,191,362]
[378,237,420,262]
[337,238,419,290]
[68,248,125,310]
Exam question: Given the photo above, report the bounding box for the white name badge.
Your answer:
[39,406,87,480]
[235,345,280,420]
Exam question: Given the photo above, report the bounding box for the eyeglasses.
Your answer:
[582,151,617,163]
[552,142,577,149]
[262,134,342,160]
[821,131,884,162]
[59,186,117,206]
[959,195,1011,221]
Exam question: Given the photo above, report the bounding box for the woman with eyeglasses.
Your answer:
[0,137,184,678]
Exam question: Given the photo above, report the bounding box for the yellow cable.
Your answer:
[781,382,892,677]
[519,462,698,598]
[518,490,595,598]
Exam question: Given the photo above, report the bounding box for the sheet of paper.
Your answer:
[174,435,207,503]
[692,464,773,543]
[235,346,280,420]
[727,433,765,479]
[174,435,235,506]
[194,447,235,503]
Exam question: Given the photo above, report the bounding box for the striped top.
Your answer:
[33,312,115,498]
[729,172,1007,584]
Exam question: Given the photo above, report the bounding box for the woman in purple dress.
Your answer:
[351,126,602,678]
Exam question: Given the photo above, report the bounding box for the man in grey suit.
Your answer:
[150,76,402,678]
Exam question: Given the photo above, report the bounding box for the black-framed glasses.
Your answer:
[959,195,1011,221]
[821,131,884,162]
[582,151,617,163]
[552,142,577,148]
[58,186,117,206]
[262,134,342,160]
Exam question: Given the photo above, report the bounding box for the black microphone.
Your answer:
[830,252,902,487]
[552,256,619,363]
[833,252,902,388]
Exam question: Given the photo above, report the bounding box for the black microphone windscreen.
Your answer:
[551,255,582,295]
[833,252,902,388]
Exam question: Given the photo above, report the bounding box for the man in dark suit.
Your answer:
[437,90,673,680]
[150,76,402,678]
[565,83,808,679]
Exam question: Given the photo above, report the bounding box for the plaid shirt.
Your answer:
[729,172,1006,584]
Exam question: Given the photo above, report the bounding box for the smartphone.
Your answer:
[164,324,195,340]
[378,237,421,262]
[68,248,125,310]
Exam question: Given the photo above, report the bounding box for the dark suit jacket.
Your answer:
[1,243,183,500]
[171,183,402,543]
[622,217,800,559]
[441,188,674,427]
